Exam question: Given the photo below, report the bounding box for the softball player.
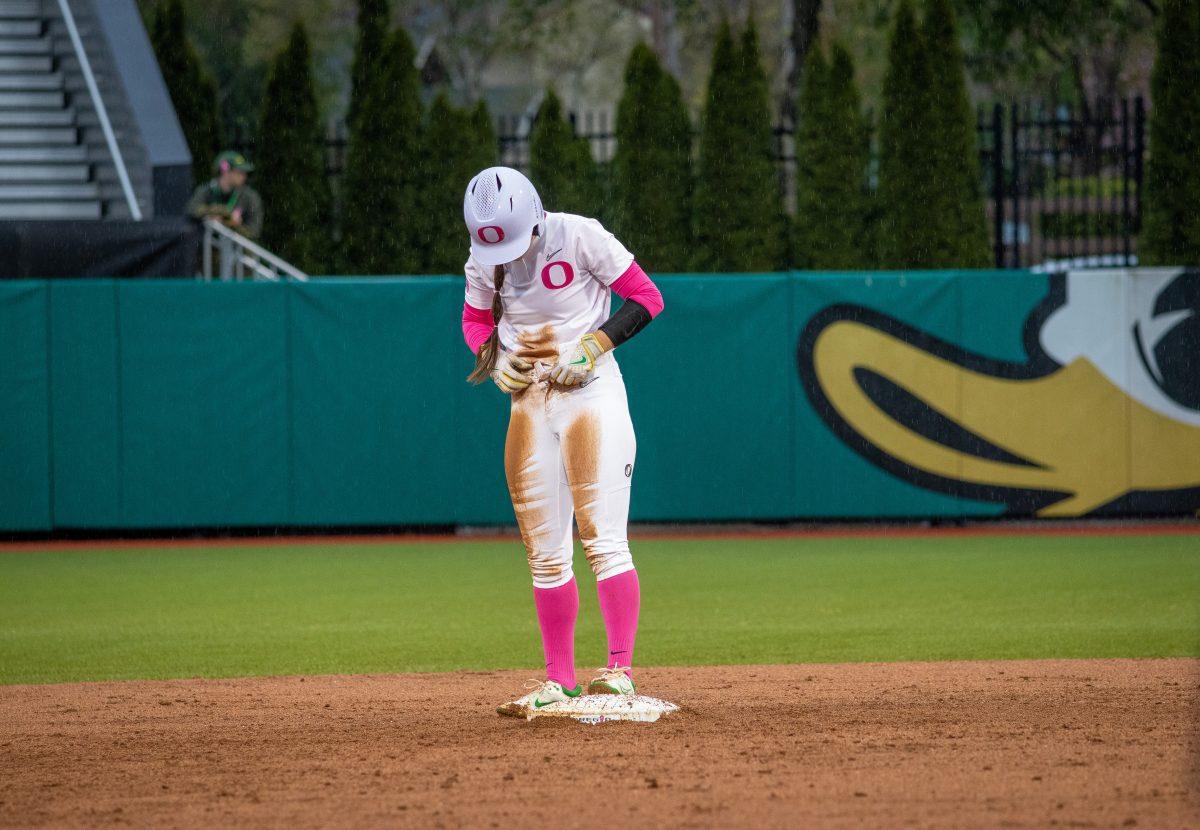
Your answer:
[459,167,664,716]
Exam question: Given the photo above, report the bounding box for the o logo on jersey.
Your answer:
[477,225,505,244]
[541,260,575,290]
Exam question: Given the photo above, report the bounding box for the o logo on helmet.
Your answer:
[477,226,505,244]
[541,261,575,290]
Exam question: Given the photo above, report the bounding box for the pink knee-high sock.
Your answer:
[533,577,579,688]
[596,569,640,678]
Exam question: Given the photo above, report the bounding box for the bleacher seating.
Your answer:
[0,0,101,219]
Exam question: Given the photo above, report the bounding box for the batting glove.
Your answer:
[490,348,533,394]
[550,333,606,386]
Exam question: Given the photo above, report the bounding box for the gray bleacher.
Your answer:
[0,0,190,221]
[0,0,100,218]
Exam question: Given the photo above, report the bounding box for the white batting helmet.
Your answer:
[463,166,544,266]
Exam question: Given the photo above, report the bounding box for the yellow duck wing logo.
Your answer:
[797,270,1200,517]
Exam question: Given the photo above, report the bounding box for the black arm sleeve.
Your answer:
[598,298,653,349]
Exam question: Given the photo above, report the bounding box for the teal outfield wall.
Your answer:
[3,271,1196,532]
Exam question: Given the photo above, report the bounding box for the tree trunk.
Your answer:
[781,0,822,125]
[619,1,682,77]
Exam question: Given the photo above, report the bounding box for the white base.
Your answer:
[523,694,679,724]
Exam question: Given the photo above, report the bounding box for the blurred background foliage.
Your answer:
[136,0,1159,143]
[136,0,1185,275]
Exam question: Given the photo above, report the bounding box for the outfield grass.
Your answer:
[1,533,1197,685]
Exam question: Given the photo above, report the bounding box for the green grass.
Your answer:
[1,533,1198,685]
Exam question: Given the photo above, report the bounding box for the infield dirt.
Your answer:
[1,659,1196,829]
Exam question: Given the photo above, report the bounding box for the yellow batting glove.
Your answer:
[490,350,533,394]
[550,333,606,386]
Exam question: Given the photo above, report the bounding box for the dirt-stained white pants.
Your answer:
[504,349,637,589]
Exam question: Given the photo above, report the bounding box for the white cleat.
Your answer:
[497,679,582,717]
[587,666,636,696]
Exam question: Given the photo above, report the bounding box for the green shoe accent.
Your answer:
[533,683,582,708]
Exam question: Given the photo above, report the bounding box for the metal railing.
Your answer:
[201,218,308,282]
[56,0,141,220]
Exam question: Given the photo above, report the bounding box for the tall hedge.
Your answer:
[1140,0,1200,265]
[150,0,222,185]
[794,45,830,268]
[610,43,693,272]
[529,89,602,216]
[923,0,990,267]
[469,101,497,171]
[876,0,940,268]
[794,42,872,269]
[693,19,787,272]
[346,0,389,133]
[255,22,332,274]
[734,18,789,271]
[339,26,423,275]
[419,94,497,274]
[692,22,738,271]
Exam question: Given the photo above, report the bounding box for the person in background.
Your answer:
[187,151,263,240]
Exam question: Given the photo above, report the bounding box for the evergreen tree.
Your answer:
[418,94,483,274]
[255,21,332,274]
[877,0,940,268]
[150,0,222,185]
[346,0,389,133]
[733,17,788,271]
[692,21,739,271]
[794,45,830,268]
[693,19,787,272]
[529,89,602,216]
[1140,0,1200,265]
[610,43,693,272]
[923,0,990,267]
[696,21,739,271]
[339,26,423,275]
[794,42,872,269]
[468,101,497,172]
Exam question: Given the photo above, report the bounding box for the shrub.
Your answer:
[150,0,222,185]
[610,43,693,272]
[529,89,602,216]
[794,42,873,269]
[1139,0,1200,265]
[693,18,787,272]
[255,22,333,273]
[876,0,940,268]
[339,25,423,275]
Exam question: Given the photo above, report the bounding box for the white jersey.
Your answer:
[464,212,634,351]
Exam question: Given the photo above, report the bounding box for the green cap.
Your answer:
[214,150,254,173]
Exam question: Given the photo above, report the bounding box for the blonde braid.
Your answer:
[466,265,506,384]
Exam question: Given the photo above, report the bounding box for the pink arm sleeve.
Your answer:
[462,303,495,355]
[609,262,664,318]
